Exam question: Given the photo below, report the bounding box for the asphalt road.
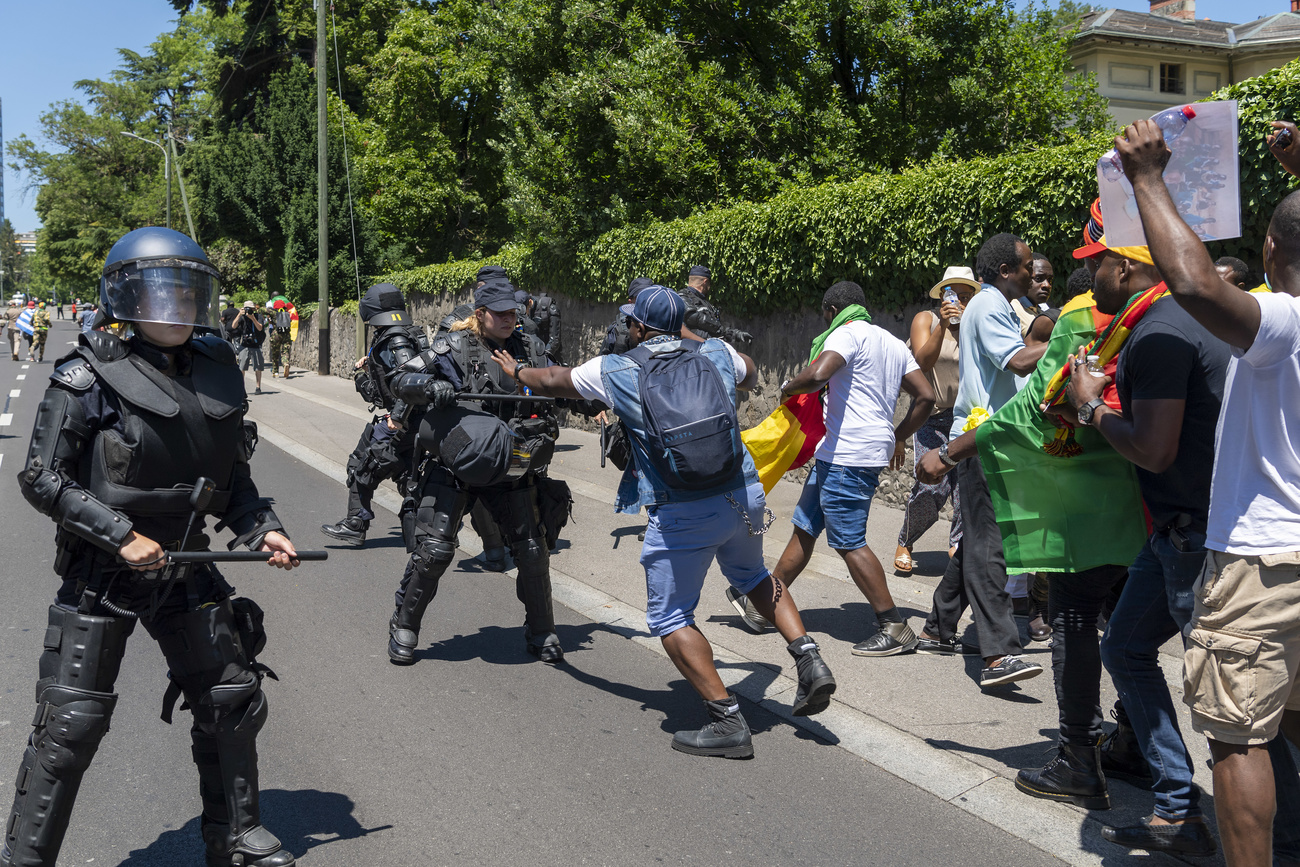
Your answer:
[0,321,1066,866]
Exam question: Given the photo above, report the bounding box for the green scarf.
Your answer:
[808,304,871,363]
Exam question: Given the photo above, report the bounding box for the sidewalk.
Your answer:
[245,365,1216,867]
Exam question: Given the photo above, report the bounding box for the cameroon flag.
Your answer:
[974,293,1147,573]
[742,391,827,494]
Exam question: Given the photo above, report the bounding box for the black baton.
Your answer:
[168,551,330,563]
[456,393,556,403]
[599,418,607,468]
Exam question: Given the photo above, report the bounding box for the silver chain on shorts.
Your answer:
[724,492,776,536]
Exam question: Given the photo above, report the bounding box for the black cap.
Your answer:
[514,289,533,305]
[359,282,410,325]
[628,276,654,300]
[688,265,711,279]
[476,265,508,284]
[475,279,519,312]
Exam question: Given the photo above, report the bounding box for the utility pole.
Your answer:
[120,130,170,229]
[316,0,330,375]
[167,127,197,242]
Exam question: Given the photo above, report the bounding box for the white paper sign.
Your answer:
[1098,99,1240,247]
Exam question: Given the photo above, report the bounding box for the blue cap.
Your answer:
[475,279,519,312]
[620,285,685,334]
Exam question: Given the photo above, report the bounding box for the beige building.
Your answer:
[1071,0,1300,126]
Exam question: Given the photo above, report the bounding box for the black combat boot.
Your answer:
[524,623,564,663]
[320,515,367,546]
[1099,706,1152,787]
[787,636,836,717]
[671,695,753,759]
[1015,738,1110,810]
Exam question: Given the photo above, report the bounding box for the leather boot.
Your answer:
[524,623,564,663]
[671,695,753,759]
[1015,738,1111,810]
[1100,707,1152,787]
[320,515,367,547]
[788,636,836,717]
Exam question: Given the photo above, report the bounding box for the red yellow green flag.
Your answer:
[741,392,826,494]
[974,293,1147,573]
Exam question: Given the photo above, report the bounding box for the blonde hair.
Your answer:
[449,311,486,338]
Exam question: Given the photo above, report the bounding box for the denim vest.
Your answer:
[600,337,759,514]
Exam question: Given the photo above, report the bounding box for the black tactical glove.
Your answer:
[727,328,755,347]
[424,379,457,409]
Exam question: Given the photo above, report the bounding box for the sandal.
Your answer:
[893,546,914,574]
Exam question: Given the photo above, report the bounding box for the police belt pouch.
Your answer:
[419,407,513,487]
[506,416,555,479]
[535,476,572,549]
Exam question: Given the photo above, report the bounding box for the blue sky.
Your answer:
[1,0,1294,234]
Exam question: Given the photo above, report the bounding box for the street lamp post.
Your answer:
[120,129,171,230]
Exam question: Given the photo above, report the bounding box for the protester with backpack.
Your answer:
[491,285,837,759]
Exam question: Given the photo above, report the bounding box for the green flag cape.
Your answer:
[973,294,1146,573]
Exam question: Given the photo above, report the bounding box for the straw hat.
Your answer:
[928,265,981,299]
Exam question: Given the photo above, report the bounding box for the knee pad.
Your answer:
[411,535,456,578]
[208,687,268,743]
[511,537,548,576]
[30,685,117,774]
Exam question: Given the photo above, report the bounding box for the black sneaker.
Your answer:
[916,635,981,655]
[980,655,1043,688]
[671,696,753,759]
[851,621,918,657]
[321,516,367,546]
[724,586,770,634]
[1101,817,1217,856]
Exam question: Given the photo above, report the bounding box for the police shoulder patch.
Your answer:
[51,358,95,392]
[432,337,451,355]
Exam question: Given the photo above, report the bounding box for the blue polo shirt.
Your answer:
[951,284,1028,439]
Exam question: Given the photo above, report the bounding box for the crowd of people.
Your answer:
[4,116,1300,867]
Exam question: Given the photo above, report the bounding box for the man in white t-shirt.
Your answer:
[760,281,936,656]
[1121,118,1300,867]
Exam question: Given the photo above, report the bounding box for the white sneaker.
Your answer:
[724,586,771,634]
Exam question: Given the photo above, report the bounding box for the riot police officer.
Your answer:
[600,276,655,356]
[1,227,299,867]
[677,265,754,348]
[383,279,580,666]
[320,283,427,548]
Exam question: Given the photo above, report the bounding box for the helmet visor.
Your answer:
[102,258,221,328]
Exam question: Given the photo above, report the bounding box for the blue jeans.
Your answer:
[1101,531,1205,819]
[641,482,771,637]
[791,460,881,551]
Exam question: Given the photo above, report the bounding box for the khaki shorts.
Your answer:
[1183,549,1300,745]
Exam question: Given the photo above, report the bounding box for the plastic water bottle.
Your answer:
[1086,355,1106,377]
[941,287,960,325]
[1099,105,1198,182]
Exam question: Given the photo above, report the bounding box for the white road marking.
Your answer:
[9,389,19,397]
[0,414,12,426]
[20,365,28,370]
[15,375,25,381]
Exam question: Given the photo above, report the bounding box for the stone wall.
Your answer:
[286,288,948,515]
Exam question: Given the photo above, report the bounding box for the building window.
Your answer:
[1193,70,1222,95]
[1160,63,1185,94]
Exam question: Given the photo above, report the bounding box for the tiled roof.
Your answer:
[1078,8,1232,45]
[1234,13,1300,45]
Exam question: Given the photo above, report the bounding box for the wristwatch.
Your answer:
[937,442,958,468]
[1077,397,1106,426]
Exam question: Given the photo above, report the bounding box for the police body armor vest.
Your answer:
[76,333,245,520]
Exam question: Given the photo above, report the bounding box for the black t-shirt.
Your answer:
[1115,294,1229,530]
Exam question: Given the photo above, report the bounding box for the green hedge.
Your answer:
[383,60,1300,313]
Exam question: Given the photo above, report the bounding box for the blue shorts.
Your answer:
[641,482,771,637]
[791,460,881,551]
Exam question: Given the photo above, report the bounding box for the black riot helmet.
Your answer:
[358,282,411,326]
[99,227,221,328]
